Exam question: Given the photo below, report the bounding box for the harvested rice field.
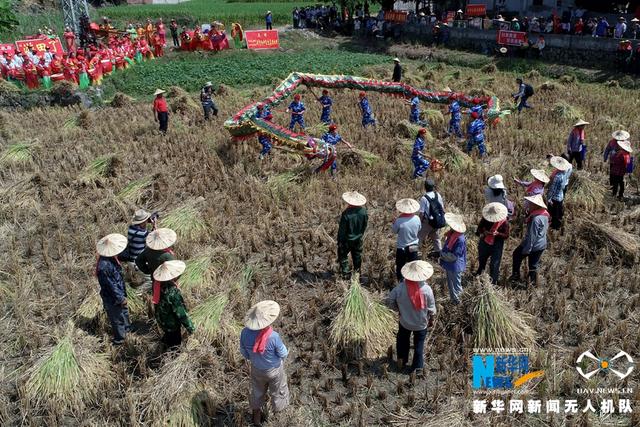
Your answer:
[1,35,640,426]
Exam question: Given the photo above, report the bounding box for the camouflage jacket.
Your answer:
[154,281,194,333]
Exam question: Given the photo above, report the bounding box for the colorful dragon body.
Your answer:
[224,72,507,155]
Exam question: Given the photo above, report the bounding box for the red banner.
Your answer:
[445,11,456,23]
[0,44,15,56]
[497,30,527,46]
[466,4,487,17]
[15,37,64,57]
[245,30,280,50]
[383,10,409,23]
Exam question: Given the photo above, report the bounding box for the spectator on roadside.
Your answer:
[265,11,273,30]
[292,8,299,29]
[530,18,540,33]
[596,17,609,37]
[532,35,545,57]
[544,18,554,33]
[574,18,584,35]
[586,17,596,36]
[631,18,640,39]
[511,17,520,31]
[522,17,530,32]
[615,17,628,38]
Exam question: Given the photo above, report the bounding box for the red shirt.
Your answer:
[610,151,630,176]
[153,96,168,113]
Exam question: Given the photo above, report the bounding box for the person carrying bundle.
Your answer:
[240,300,290,426]
[510,194,550,286]
[512,77,533,112]
[153,260,194,349]
[405,95,426,125]
[412,128,431,179]
[475,203,510,284]
[286,94,306,131]
[321,123,354,176]
[566,119,589,170]
[255,103,273,160]
[385,261,436,373]
[337,191,368,279]
[358,92,376,127]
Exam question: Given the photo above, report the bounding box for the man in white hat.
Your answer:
[546,155,572,230]
[153,260,194,348]
[135,228,177,302]
[240,300,289,425]
[418,178,445,258]
[385,260,436,373]
[484,174,510,211]
[566,120,589,170]
[476,203,510,284]
[609,139,633,200]
[200,81,218,120]
[96,233,130,345]
[392,198,422,282]
[152,88,169,134]
[510,194,549,286]
[392,57,402,82]
[439,213,467,304]
[338,191,368,279]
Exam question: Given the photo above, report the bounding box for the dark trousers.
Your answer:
[171,33,179,47]
[202,101,218,120]
[568,151,583,170]
[548,200,564,230]
[338,239,363,277]
[512,244,544,278]
[158,111,168,133]
[103,300,130,344]
[396,324,427,370]
[395,246,419,281]
[517,95,531,111]
[266,23,273,30]
[611,174,625,198]
[477,238,505,284]
[163,329,182,349]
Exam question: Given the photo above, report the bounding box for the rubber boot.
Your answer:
[528,271,538,287]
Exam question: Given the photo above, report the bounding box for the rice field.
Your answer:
[1,34,640,426]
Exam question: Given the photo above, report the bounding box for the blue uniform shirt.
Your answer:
[288,101,305,114]
[360,98,372,115]
[440,233,467,272]
[240,328,289,371]
[468,119,485,142]
[449,101,462,120]
[470,105,483,118]
[255,108,272,121]
[410,96,420,112]
[319,95,332,112]
[322,131,342,145]
[412,136,425,158]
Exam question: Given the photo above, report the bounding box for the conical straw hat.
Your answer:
[487,174,505,189]
[574,119,589,127]
[342,191,367,206]
[244,300,280,330]
[444,212,466,233]
[530,169,549,184]
[617,140,633,153]
[401,260,434,281]
[154,88,166,96]
[549,156,571,171]
[395,198,420,214]
[611,130,629,141]
[96,233,127,257]
[524,194,547,209]
[153,260,186,281]
[482,203,508,222]
[146,228,177,250]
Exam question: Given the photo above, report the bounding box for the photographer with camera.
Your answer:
[122,209,158,291]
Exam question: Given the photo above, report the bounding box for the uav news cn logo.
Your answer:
[575,350,634,380]
[472,350,544,390]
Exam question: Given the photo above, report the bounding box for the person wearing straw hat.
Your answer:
[511,17,520,31]
[385,260,436,373]
[484,174,510,212]
[476,203,510,284]
[152,88,169,134]
[393,199,422,282]
[122,209,157,262]
[265,11,273,30]
[566,119,589,170]
[418,178,445,258]
[338,191,368,279]
[200,81,219,120]
[136,228,177,302]
[240,300,290,425]
[96,233,130,345]
[514,169,549,210]
[604,130,630,163]
[392,57,402,82]
[510,194,550,286]
[153,260,194,348]
[546,155,572,230]
[439,213,467,304]
[412,128,431,179]
[609,139,633,200]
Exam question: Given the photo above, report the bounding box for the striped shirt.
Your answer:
[126,225,148,260]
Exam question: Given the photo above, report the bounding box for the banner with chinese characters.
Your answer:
[466,4,487,17]
[15,38,65,57]
[383,10,409,23]
[245,30,280,50]
[497,30,527,46]
[0,43,15,56]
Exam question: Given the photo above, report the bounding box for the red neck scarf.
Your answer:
[446,231,463,250]
[526,208,551,224]
[525,180,544,195]
[484,220,506,245]
[399,213,414,218]
[253,327,273,354]
[152,248,176,304]
[572,127,585,140]
[94,255,120,276]
[405,280,425,310]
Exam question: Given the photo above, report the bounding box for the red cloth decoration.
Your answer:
[484,220,506,245]
[253,326,273,354]
[405,279,425,310]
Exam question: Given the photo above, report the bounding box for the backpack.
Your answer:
[524,83,534,97]
[424,193,446,229]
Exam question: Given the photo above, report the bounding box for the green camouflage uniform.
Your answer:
[337,206,368,277]
[155,281,195,334]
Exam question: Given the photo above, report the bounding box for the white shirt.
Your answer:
[615,22,627,38]
[10,56,24,68]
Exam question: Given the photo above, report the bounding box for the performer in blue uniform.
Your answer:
[466,111,487,158]
[468,97,484,121]
[254,103,273,160]
[358,92,376,127]
[322,123,354,176]
[317,89,333,124]
[286,94,306,131]
[412,128,431,179]
[405,95,426,125]
[445,93,463,138]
